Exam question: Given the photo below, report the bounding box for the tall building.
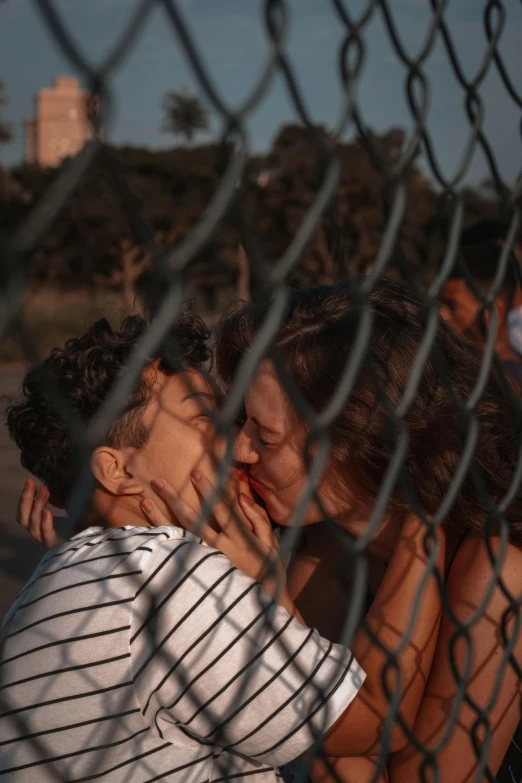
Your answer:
[24,76,97,167]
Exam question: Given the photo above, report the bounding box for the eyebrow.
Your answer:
[251,416,282,437]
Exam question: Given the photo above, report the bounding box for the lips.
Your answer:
[248,473,270,493]
[231,466,272,494]
[230,467,251,485]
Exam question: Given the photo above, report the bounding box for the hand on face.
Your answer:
[233,361,356,527]
[140,469,286,597]
[16,479,64,548]
[14,466,256,552]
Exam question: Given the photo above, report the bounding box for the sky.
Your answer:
[1,0,521,187]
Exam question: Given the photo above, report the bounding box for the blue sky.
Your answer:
[1,0,521,186]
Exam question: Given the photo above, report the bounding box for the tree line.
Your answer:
[0,82,517,314]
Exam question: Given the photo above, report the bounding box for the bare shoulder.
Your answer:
[446,529,522,618]
[389,529,522,781]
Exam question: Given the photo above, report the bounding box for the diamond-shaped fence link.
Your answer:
[1,1,522,782]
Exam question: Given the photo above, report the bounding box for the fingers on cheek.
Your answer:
[141,499,157,522]
[23,479,35,498]
[29,522,42,539]
[34,488,47,511]
[20,491,31,510]
[206,517,221,533]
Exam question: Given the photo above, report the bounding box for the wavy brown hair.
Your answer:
[216,278,522,543]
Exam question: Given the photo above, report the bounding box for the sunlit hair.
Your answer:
[216,277,522,542]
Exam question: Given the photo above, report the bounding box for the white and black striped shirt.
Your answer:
[0,526,365,782]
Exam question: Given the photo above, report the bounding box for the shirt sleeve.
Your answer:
[130,537,365,768]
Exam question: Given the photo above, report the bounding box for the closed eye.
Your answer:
[190,413,215,431]
[254,426,277,448]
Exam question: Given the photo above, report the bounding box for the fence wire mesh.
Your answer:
[1,1,522,782]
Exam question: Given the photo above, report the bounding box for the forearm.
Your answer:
[310,755,388,783]
[355,516,445,733]
[323,516,445,756]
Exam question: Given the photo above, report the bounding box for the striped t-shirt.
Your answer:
[0,525,365,782]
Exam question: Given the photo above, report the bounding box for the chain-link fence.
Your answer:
[1,1,522,782]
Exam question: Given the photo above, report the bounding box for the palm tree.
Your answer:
[162,87,209,145]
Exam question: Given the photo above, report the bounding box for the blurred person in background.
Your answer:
[439,219,522,384]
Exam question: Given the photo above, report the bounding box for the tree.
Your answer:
[94,238,152,311]
[3,126,510,313]
[0,80,13,145]
[163,87,209,145]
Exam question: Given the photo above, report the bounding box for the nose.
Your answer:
[233,427,259,465]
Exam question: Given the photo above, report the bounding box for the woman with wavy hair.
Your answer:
[208,277,522,782]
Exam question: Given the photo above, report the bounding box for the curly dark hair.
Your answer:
[216,277,522,543]
[6,311,211,505]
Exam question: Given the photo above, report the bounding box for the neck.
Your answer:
[337,508,402,562]
[93,490,152,531]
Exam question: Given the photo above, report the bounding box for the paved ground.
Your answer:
[0,367,46,620]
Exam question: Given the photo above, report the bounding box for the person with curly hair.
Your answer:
[1,307,444,783]
[6,312,214,529]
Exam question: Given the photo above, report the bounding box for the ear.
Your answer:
[91,447,144,497]
[492,294,508,324]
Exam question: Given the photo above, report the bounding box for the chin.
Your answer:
[255,485,324,526]
[273,515,319,528]
[256,494,287,524]
[265,500,319,527]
